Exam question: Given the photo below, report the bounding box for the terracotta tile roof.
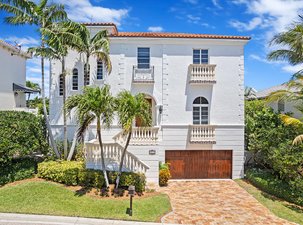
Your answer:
[112,32,251,40]
[82,22,250,40]
[0,40,31,58]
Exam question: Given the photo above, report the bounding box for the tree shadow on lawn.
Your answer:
[74,187,92,197]
[261,190,303,213]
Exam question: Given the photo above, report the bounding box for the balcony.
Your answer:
[113,127,159,145]
[189,125,216,144]
[189,64,216,84]
[132,66,154,83]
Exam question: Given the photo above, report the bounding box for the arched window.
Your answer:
[84,63,90,85]
[59,74,63,96]
[72,68,78,90]
[97,60,103,80]
[193,97,209,124]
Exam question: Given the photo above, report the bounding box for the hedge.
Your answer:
[0,111,49,170]
[246,168,303,207]
[37,161,146,193]
[0,158,36,186]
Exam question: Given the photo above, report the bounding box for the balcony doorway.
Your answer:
[135,96,156,127]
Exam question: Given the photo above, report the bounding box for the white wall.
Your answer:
[49,33,248,181]
[0,46,27,110]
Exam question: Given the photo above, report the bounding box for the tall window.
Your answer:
[278,100,285,112]
[59,74,63,96]
[72,68,78,90]
[97,60,103,80]
[193,97,209,124]
[193,49,208,64]
[84,63,90,85]
[137,47,150,69]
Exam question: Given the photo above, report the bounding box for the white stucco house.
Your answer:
[49,23,250,184]
[0,40,37,111]
[252,84,302,119]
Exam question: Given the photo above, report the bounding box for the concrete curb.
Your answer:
[0,213,182,225]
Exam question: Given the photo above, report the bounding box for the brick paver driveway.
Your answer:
[160,180,295,225]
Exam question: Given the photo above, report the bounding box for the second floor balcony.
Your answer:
[189,64,216,84]
[132,66,154,84]
[189,125,216,144]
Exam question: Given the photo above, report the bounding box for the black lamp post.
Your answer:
[128,185,135,216]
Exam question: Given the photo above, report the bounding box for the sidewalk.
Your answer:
[0,213,182,225]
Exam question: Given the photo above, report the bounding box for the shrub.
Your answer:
[159,162,171,187]
[108,171,146,193]
[38,161,146,192]
[246,168,303,206]
[0,158,36,186]
[38,161,83,186]
[159,169,171,187]
[0,111,49,170]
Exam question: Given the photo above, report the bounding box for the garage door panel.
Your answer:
[166,150,232,179]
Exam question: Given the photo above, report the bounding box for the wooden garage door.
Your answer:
[165,150,232,179]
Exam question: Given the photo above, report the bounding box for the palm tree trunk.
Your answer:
[41,50,60,158]
[97,118,109,187]
[116,129,132,189]
[62,57,68,159]
[67,131,77,161]
[84,54,89,86]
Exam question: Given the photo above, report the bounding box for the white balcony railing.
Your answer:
[189,64,216,84]
[85,140,149,173]
[113,127,159,145]
[132,66,154,83]
[189,125,216,143]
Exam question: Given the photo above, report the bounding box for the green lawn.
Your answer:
[236,179,303,225]
[0,181,171,222]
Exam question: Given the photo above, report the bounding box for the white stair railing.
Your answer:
[113,127,159,145]
[189,64,216,83]
[190,125,216,143]
[85,140,149,173]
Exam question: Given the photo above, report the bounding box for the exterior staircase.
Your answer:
[85,139,149,173]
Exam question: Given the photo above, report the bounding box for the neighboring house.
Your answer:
[49,23,250,184]
[0,40,37,111]
[252,84,302,118]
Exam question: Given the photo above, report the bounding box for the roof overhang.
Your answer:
[13,83,40,94]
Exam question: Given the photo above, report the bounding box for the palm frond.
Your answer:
[95,51,112,74]
[77,112,95,140]
[292,134,303,145]
[266,90,294,103]
[280,114,303,126]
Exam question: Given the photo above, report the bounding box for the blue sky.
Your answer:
[1,0,303,95]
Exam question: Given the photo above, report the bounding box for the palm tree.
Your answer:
[115,91,151,188]
[66,24,112,160]
[73,25,112,86]
[267,18,303,145]
[0,0,67,158]
[65,85,115,187]
[26,80,40,102]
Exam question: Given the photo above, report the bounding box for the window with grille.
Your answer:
[84,63,90,85]
[72,68,78,90]
[193,97,209,124]
[137,47,150,69]
[59,74,63,96]
[193,49,208,64]
[97,60,103,80]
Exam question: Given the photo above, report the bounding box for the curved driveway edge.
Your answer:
[159,180,297,225]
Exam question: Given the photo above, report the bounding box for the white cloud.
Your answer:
[53,0,129,26]
[229,17,263,31]
[147,26,164,32]
[212,0,222,9]
[183,0,198,4]
[1,36,39,50]
[187,14,201,24]
[282,64,303,74]
[231,0,303,33]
